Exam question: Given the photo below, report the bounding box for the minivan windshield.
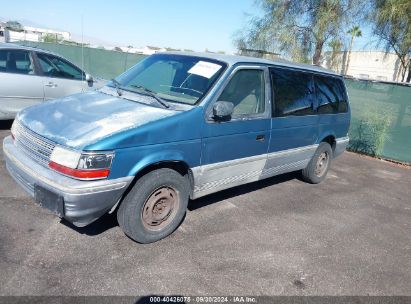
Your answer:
[109,54,226,105]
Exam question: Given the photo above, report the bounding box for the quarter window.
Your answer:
[37,53,84,80]
[270,68,314,117]
[218,69,265,117]
[0,49,35,75]
[314,76,348,113]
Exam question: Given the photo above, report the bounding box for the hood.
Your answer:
[17,91,176,150]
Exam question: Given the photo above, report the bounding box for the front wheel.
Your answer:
[117,168,189,243]
[301,142,333,184]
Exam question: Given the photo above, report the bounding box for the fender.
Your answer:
[316,130,336,144]
[127,148,195,177]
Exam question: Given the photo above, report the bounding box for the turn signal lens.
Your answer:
[49,161,110,179]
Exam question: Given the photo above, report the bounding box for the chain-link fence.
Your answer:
[12,42,411,164]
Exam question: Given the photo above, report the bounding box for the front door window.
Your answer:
[37,53,84,80]
[217,69,266,117]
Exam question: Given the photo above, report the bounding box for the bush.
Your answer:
[348,112,391,157]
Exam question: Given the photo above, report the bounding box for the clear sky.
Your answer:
[1,0,260,53]
[1,0,376,53]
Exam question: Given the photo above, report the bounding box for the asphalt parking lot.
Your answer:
[0,121,410,296]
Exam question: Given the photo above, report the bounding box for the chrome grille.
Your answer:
[13,120,56,167]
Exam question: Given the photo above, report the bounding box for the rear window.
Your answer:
[314,75,348,113]
[0,49,34,75]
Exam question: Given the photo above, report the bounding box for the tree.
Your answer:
[344,26,362,75]
[235,0,364,64]
[42,33,62,43]
[372,0,411,82]
[328,39,344,71]
[5,21,23,32]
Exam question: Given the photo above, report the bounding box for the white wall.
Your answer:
[7,30,40,42]
[1,26,71,43]
[24,26,71,41]
[322,51,408,82]
[0,25,5,43]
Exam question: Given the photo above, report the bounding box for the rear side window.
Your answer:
[270,68,314,117]
[315,76,348,113]
[0,49,35,75]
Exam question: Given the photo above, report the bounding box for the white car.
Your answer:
[0,43,105,120]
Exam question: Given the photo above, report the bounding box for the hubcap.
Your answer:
[315,152,329,177]
[141,186,180,231]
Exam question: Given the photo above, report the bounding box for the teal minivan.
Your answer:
[3,52,350,243]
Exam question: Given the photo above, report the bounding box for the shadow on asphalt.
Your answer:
[61,212,118,236]
[0,119,13,130]
[62,171,300,237]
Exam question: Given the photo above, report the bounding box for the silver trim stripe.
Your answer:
[261,159,310,178]
[192,144,319,199]
[194,168,263,193]
[336,137,349,144]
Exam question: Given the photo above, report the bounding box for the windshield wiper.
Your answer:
[130,85,170,109]
[111,78,123,96]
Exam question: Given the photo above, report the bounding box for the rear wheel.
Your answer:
[301,142,332,184]
[117,168,189,243]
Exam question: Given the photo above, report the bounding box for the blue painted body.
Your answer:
[16,53,350,182]
[202,118,271,165]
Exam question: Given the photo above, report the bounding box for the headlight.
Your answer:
[49,146,114,180]
[78,153,114,170]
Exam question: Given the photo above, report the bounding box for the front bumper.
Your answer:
[3,136,133,227]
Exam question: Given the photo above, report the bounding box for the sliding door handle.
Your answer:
[256,134,265,142]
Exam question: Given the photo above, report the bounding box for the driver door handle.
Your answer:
[45,82,57,88]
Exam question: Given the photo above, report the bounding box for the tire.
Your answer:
[117,168,189,244]
[301,142,333,184]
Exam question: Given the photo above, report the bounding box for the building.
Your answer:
[112,45,168,55]
[0,22,8,43]
[322,50,409,82]
[0,22,71,43]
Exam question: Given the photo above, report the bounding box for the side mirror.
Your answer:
[212,101,234,121]
[85,74,93,83]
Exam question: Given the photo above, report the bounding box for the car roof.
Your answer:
[160,51,339,76]
[0,43,59,56]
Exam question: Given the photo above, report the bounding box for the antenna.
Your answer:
[81,14,84,82]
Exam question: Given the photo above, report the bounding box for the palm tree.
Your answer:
[328,39,343,72]
[344,26,362,75]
